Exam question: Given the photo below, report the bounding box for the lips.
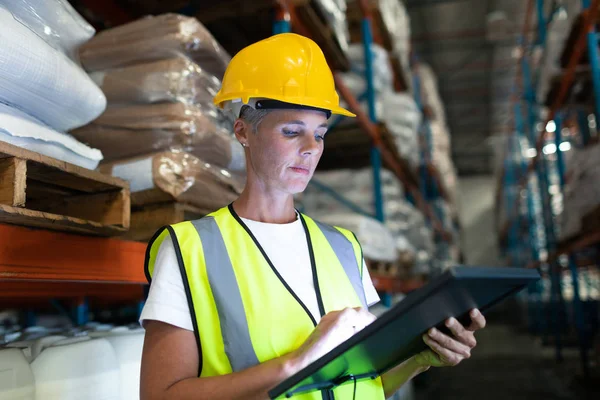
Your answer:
[290,166,310,175]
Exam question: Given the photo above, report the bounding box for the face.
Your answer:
[235,109,328,194]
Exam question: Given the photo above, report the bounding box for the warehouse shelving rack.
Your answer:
[498,0,600,379]
[278,0,457,305]
[0,0,456,327]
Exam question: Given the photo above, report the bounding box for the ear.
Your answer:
[234,119,250,147]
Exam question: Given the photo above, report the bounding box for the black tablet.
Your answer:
[269,266,540,399]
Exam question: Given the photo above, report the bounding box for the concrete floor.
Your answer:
[413,322,599,400]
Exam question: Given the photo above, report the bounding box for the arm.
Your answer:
[380,309,487,397]
[140,320,300,400]
[141,308,374,400]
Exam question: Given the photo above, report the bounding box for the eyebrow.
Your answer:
[285,120,328,128]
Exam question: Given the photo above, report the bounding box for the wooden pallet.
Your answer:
[124,202,210,242]
[0,141,130,236]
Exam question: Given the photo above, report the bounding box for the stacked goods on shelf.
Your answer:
[337,44,421,169]
[346,0,412,89]
[78,13,230,79]
[0,1,105,169]
[415,63,459,212]
[559,141,600,240]
[1,324,144,400]
[314,0,351,54]
[72,14,245,238]
[534,2,581,105]
[494,134,546,262]
[300,168,435,275]
[374,0,411,83]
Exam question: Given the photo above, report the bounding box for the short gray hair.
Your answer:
[239,105,270,133]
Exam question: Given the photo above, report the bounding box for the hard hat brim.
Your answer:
[214,93,356,118]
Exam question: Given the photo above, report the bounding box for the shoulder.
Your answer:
[300,213,360,245]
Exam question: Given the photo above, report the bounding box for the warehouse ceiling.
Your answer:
[407,0,532,175]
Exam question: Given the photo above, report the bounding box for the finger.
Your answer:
[422,334,465,366]
[427,328,472,358]
[445,318,477,348]
[467,309,486,331]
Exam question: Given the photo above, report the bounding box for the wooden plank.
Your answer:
[0,223,146,283]
[0,141,128,191]
[131,188,174,208]
[124,202,208,242]
[0,158,26,207]
[0,204,127,236]
[26,189,130,228]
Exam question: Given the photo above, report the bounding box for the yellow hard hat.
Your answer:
[213,33,355,118]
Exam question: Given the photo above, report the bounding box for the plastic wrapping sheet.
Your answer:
[99,150,244,211]
[314,0,350,53]
[89,57,222,107]
[309,212,398,262]
[376,0,410,57]
[71,103,245,171]
[342,43,394,94]
[0,102,103,170]
[303,168,405,214]
[381,92,421,169]
[79,13,231,79]
[416,63,447,124]
[0,7,106,132]
[0,0,95,60]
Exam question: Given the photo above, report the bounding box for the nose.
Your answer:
[299,135,321,156]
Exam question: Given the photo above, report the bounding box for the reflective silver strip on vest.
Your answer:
[191,217,260,372]
[313,221,368,309]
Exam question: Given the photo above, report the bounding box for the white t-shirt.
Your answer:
[140,216,380,331]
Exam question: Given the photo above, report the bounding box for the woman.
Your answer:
[139,33,486,400]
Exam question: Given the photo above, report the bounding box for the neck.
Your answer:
[233,178,297,224]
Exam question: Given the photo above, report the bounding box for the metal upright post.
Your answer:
[273,3,291,34]
[361,14,384,224]
[523,51,564,360]
[583,0,600,122]
[515,101,543,333]
[554,114,590,379]
[536,0,547,47]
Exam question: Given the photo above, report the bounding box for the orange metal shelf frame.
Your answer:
[0,223,147,285]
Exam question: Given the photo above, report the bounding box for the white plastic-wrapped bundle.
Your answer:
[303,168,404,214]
[416,63,447,124]
[381,92,421,168]
[377,0,411,69]
[311,212,398,262]
[0,102,103,170]
[0,0,95,60]
[0,6,106,132]
[79,14,231,79]
[339,43,394,96]
[314,0,350,53]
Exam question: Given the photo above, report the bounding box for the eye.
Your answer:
[282,129,300,137]
[315,134,325,142]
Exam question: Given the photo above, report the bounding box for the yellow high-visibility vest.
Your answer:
[145,205,385,399]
